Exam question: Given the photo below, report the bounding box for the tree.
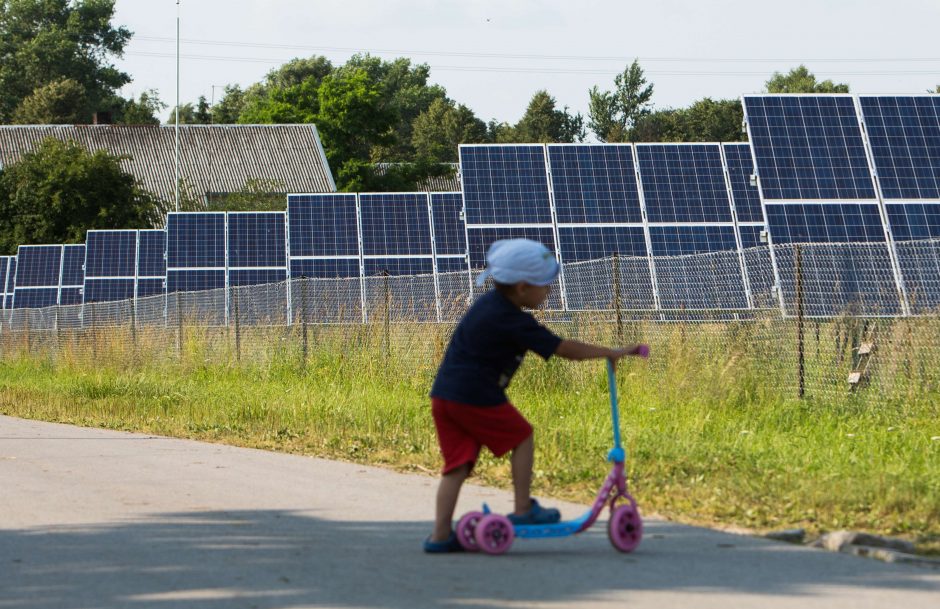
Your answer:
[315,68,396,190]
[631,98,744,143]
[588,60,654,142]
[765,65,849,93]
[193,96,211,124]
[0,138,159,253]
[411,98,487,162]
[339,55,447,160]
[513,90,585,143]
[212,85,247,124]
[11,78,86,124]
[166,103,195,124]
[0,0,132,123]
[237,56,333,124]
[115,89,165,125]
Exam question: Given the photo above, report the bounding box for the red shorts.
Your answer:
[431,397,533,474]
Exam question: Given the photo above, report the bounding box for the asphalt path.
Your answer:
[1,415,938,609]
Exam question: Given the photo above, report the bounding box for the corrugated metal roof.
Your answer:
[373,162,461,193]
[0,124,336,206]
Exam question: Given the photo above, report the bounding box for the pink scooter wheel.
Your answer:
[455,511,484,551]
[474,514,515,555]
[608,503,643,553]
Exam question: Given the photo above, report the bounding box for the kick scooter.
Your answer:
[455,351,648,554]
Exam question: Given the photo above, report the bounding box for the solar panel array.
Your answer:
[12,245,87,309]
[0,256,15,309]
[741,94,937,316]
[5,94,939,320]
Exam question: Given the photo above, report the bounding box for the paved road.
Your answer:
[1,415,937,609]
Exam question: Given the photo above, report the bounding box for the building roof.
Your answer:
[0,124,336,205]
[374,162,461,193]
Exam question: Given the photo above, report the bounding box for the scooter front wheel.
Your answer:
[608,503,643,553]
[455,511,484,551]
[474,514,515,555]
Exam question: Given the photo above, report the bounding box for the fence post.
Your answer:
[129,297,137,349]
[176,291,183,359]
[383,269,391,362]
[88,304,96,362]
[301,278,309,369]
[796,244,805,399]
[232,285,241,363]
[612,252,623,345]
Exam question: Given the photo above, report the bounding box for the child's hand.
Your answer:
[608,344,649,361]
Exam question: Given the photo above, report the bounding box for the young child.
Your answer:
[424,238,647,552]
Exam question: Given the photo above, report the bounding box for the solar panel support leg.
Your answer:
[232,286,241,363]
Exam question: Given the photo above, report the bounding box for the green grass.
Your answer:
[0,318,938,553]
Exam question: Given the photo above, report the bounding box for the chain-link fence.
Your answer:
[2,241,940,406]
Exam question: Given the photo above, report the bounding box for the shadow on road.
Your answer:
[1,509,936,609]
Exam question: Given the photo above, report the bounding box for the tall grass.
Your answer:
[0,315,937,549]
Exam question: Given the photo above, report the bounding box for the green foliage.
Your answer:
[341,55,446,160]
[338,158,456,193]
[0,0,132,123]
[205,178,286,212]
[765,65,850,93]
[411,97,487,162]
[211,85,247,124]
[11,77,86,124]
[238,57,333,124]
[512,90,586,143]
[0,137,158,253]
[632,98,745,143]
[114,89,165,125]
[315,68,397,189]
[588,60,654,142]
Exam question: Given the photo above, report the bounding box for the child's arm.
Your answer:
[555,340,647,362]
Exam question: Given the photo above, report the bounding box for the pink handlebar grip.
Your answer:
[635,344,650,358]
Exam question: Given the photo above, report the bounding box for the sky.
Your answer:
[113,0,940,126]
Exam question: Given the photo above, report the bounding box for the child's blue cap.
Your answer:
[475,239,560,287]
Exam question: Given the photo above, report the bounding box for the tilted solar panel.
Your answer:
[547,144,643,224]
[743,95,876,200]
[459,145,553,225]
[859,96,940,201]
[430,193,466,256]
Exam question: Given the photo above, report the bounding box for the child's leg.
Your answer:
[510,433,534,515]
[431,462,472,542]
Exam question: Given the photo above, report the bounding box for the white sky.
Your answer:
[113,0,940,125]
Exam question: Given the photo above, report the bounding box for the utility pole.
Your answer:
[174,0,181,213]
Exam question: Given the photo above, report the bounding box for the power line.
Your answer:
[124,50,940,78]
[132,34,940,64]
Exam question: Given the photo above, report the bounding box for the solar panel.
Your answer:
[742,95,912,315]
[166,213,227,324]
[633,143,750,310]
[466,226,563,308]
[859,96,940,201]
[722,143,765,223]
[227,212,288,269]
[359,193,433,258]
[0,256,11,309]
[648,225,739,256]
[884,203,940,311]
[137,230,167,279]
[547,144,643,224]
[637,144,733,223]
[459,145,554,224]
[288,194,360,258]
[743,95,876,200]
[430,193,466,256]
[84,230,137,303]
[166,212,226,272]
[13,245,62,308]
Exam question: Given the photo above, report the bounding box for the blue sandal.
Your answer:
[423,532,465,553]
[508,498,561,525]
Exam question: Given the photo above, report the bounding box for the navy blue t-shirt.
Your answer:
[430,290,562,406]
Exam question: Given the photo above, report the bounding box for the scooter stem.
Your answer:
[607,359,625,463]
